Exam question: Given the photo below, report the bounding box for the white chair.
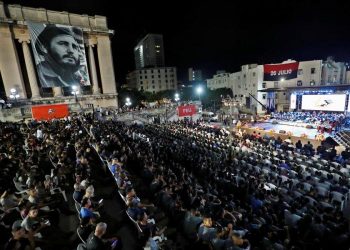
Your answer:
[77,227,87,244]
[315,186,329,197]
[302,182,313,192]
[330,191,346,211]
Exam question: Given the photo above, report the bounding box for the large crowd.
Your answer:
[1,114,350,250]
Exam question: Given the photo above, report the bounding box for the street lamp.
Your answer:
[125,97,132,107]
[196,86,203,102]
[9,88,20,105]
[71,85,79,102]
[174,93,180,102]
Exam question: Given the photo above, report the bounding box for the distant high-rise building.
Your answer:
[188,67,203,81]
[126,67,177,93]
[134,34,165,69]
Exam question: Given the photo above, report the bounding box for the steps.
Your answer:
[333,131,350,148]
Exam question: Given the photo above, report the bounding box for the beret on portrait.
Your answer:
[35,24,77,55]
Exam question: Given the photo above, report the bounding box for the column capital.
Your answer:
[18,38,30,44]
[86,35,98,47]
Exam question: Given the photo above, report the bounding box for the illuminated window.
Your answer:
[310,80,315,86]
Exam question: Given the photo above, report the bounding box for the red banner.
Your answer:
[32,104,69,120]
[178,105,196,117]
[263,62,299,81]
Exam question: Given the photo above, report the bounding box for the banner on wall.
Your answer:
[301,94,346,112]
[263,62,299,81]
[267,92,276,111]
[178,105,196,117]
[290,93,297,109]
[28,22,90,88]
[32,104,69,120]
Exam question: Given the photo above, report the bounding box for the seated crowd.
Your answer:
[0,117,122,250]
[86,117,350,249]
[1,114,350,250]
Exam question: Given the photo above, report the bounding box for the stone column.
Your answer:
[88,44,100,94]
[0,24,27,98]
[52,87,62,97]
[97,35,117,94]
[21,40,41,99]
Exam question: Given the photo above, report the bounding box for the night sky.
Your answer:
[3,0,350,85]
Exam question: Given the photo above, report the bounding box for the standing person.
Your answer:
[31,24,89,87]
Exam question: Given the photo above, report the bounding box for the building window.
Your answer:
[158,75,161,78]
[263,94,266,99]
[140,81,143,84]
[274,82,278,88]
[151,70,154,73]
[238,76,240,80]
[145,75,147,79]
[158,80,161,83]
[310,80,315,86]
[152,85,155,89]
[253,72,256,77]
[165,69,167,73]
[262,82,266,88]
[140,86,144,90]
[165,80,168,83]
[297,80,302,86]
[152,80,154,83]
[283,92,286,95]
[298,69,303,75]
[140,76,143,79]
[244,74,246,78]
[165,74,168,78]
[144,70,147,73]
[158,69,160,73]
[311,68,316,74]
[151,75,154,78]
[275,93,278,99]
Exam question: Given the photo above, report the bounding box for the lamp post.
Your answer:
[71,86,79,103]
[9,88,19,106]
[196,86,203,102]
[174,93,180,103]
[125,97,132,108]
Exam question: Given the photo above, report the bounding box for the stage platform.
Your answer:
[250,121,331,140]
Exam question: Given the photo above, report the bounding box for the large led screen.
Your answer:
[28,22,90,88]
[301,94,346,111]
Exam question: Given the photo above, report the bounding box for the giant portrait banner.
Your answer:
[263,62,299,81]
[28,22,90,88]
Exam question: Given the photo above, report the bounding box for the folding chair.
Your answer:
[77,227,87,245]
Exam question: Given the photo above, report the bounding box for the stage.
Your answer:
[248,121,331,140]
